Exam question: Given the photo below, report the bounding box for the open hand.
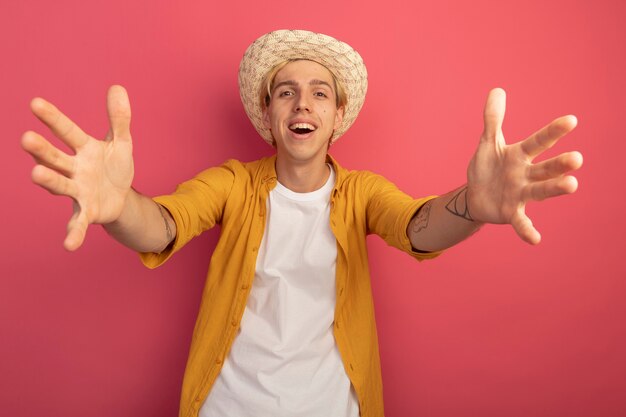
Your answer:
[21,85,134,251]
[466,88,583,244]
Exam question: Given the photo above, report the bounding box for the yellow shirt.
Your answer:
[141,155,440,417]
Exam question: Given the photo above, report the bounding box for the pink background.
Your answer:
[2,0,625,416]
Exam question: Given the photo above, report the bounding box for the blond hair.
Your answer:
[259,59,348,111]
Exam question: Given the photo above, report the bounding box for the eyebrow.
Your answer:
[272,79,335,93]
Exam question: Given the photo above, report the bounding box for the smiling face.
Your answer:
[262,60,344,169]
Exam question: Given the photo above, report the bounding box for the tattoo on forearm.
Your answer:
[156,202,173,243]
[445,187,474,222]
[412,200,432,234]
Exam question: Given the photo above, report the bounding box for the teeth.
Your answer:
[289,123,316,131]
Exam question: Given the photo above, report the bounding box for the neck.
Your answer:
[275,155,330,193]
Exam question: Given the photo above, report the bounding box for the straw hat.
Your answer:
[238,29,368,146]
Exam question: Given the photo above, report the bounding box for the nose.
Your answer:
[294,94,311,113]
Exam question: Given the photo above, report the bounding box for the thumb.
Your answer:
[107,85,132,141]
[64,202,89,251]
[482,88,506,143]
[511,208,541,245]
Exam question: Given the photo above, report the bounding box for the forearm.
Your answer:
[103,189,176,253]
[407,186,483,252]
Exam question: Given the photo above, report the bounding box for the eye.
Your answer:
[278,90,294,97]
[314,91,328,98]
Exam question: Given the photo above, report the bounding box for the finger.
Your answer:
[21,131,75,177]
[64,202,88,251]
[30,97,90,151]
[524,176,579,202]
[481,88,506,143]
[520,115,578,159]
[31,164,78,198]
[107,85,132,141]
[528,151,583,181]
[511,209,541,245]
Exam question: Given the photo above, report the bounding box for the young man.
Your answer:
[21,30,582,417]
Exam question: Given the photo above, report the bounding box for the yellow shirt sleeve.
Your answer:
[139,162,237,269]
[362,172,443,261]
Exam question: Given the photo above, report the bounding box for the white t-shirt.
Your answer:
[200,166,359,417]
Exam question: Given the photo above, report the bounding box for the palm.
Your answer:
[466,89,582,244]
[73,130,133,223]
[22,85,134,250]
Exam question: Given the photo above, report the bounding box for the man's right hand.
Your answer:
[21,85,134,251]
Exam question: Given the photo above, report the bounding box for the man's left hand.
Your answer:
[466,88,584,244]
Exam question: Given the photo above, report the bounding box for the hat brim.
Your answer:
[238,30,368,146]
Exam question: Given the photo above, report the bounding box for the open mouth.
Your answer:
[289,123,317,135]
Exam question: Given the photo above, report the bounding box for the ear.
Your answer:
[262,107,271,129]
[334,106,345,130]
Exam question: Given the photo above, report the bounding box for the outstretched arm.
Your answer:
[21,85,175,253]
[408,88,583,252]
